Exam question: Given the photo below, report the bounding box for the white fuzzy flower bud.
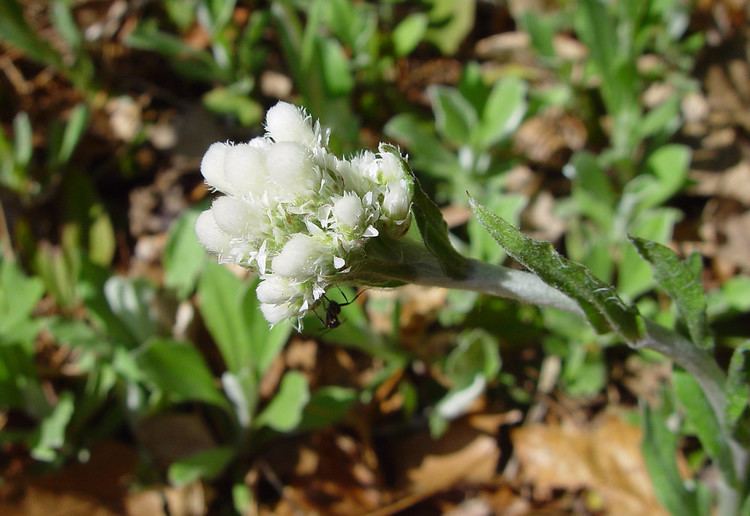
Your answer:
[265,102,315,147]
[256,276,302,305]
[195,210,231,254]
[210,196,259,237]
[332,193,363,229]
[260,302,298,325]
[224,143,268,195]
[272,233,328,279]
[267,142,318,201]
[337,151,378,195]
[200,142,232,193]
[383,180,411,223]
[378,151,404,184]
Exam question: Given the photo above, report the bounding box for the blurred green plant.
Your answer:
[0,0,96,93]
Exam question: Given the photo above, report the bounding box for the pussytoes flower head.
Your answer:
[196,101,414,326]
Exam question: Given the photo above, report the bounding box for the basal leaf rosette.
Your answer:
[195,102,413,325]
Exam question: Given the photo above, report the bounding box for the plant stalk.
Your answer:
[355,237,747,500]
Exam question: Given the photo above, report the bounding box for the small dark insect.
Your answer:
[320,289,367,329]
[324,300,343,329]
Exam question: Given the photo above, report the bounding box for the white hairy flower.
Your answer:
[332,193,364,229]
[265,101,316,148]
[272,234,328,279]
[260,301,299,325]
[256,275,303,305]
[195,210,231,254]
[196,102,414,325]
[200,142,232,193]
[382,179,411,226]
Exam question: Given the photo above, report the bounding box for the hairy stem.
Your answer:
[356,237,747,493]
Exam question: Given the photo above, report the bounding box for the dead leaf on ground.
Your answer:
[125,483,207,516]
[514,110,587,168]
[690,160,750,206]
[0,441,137,516]
[258,430,385,515]
[385,419,501,495]
[512,411,667,516]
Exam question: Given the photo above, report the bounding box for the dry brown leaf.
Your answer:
[386,420,501,494]
[690,161,750,206]
[719,211,750,270]
[512,412,667,516]
[285,432,384,515]
[0,441,137,516]
[514,110,586,168]
[0,485,118,516]
[125,483,206,516]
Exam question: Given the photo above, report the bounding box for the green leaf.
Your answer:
[424,0,475,55]
[299,386,357,431]
[56,104,89,165]
[103,276,156,344]
[468,193,526,263]
[12,112,32,167]
[383,114,458,179]
[168,447,234,487]
[197,263,250,373]
[673,370,736,486]
[164,209,206,299]
[639,97,681,139]
[87,203,115,267]
[198,263,291,376]
[625,145,690,212]
[254,371,310,432]
[318,38,353,96]
[164,0,198,31]
[444,329,501,387]
[137,339,229,410]
[631,237,712,349]
[427,86,477,146]
[434,373,485,424]
[232,483,253,515]
[725,342,750,434]
[618,208,681,300]
[34,242,79,310]
[521,11,555,59]
[221,370,257,428]
[568,152,616,229]
[393,13,428,56]
[0,344,46,415]
[46,317,104,352]
[469,198,643,343]
[0,0,62,68]
[31,392,74,462]
[203,88,262,127]
[0,258,45,339]
[719,276,750,312]
[475,77,527,148]
[50,0,82,51]
[642,403,702,516]
[125,20,223,82]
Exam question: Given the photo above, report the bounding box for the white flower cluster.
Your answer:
[195,102,413,325]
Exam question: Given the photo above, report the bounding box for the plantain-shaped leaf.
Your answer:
[642,403,704,516]
[726,342,750,442]
[630,237,712,350]
[673,370,737,487]
[470,197,642,343]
